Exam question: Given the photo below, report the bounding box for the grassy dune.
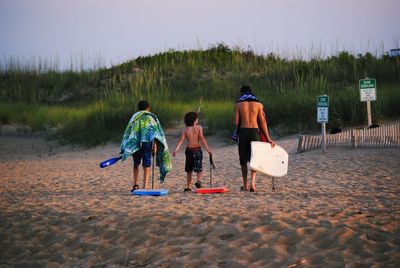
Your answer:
[1,44,399,145]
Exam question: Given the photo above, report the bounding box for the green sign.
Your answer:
[359,78,377,102]
[317,95,329,107]
[359,78,376,89]
[317,95,329,123]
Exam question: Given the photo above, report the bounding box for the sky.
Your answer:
[0,0,399,69]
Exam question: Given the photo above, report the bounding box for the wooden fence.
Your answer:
[297,122,400,153]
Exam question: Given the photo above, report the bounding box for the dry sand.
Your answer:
[0,133,399,267]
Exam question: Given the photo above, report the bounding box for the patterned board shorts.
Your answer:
[185,147,203,173]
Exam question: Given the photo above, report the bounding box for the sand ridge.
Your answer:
[0,135,399,267]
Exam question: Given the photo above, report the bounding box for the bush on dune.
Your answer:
[0,44,399,146]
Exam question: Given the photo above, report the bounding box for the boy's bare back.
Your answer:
[234,101,264,128]
[184,125,202,147]
[172,113,212,157]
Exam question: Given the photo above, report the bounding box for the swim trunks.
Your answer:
[132,142,152,167]
[238,128,260,165]
[185,147,203,173]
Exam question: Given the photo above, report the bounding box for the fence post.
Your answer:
[351,129,356,149]
[297,135,304,153]
[307,136,311,151]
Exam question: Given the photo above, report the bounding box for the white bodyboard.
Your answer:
[249,141,288,177]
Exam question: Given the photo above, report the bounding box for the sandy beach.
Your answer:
[0,133,399,267]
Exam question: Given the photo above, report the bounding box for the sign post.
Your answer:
[317,95,329,153]
[359,78,377,126]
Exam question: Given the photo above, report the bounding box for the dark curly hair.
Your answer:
[184,112,198,127]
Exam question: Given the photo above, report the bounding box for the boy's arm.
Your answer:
[258,105,275,147]
[199,126,212,155]
[234,104,239,128]
[172,129,185,157]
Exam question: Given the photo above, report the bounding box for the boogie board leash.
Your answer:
[209,155,216,188]
[272,177,276,192]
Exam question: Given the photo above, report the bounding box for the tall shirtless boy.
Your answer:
[173,112,212,191]
[234,86,275,192]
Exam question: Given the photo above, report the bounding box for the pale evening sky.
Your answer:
[0,0,399,69]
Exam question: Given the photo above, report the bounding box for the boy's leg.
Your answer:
[195,171,203,188]
[133,165,140,187]
[143,166,150,189]
[132,150,141,189]
[186,171,193,189]
[248,130,259,192]
[241,164,248,191]
[196,171,203,182]
[193,150,203,186]
[141,142,153,189]
[185,148,195,190]
[250,169,256,192]
[238,132,249,191]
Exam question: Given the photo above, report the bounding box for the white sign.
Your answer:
[360,88,377,102]
[317,107,328,123]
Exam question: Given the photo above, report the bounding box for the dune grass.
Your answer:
[1,44,399,146]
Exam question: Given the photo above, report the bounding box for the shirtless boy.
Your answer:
[234,86,275,192]
[173,112,212,191]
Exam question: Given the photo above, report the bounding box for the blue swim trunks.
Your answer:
[132,142,152,167]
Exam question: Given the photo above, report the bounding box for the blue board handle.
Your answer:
[99,156,122,168]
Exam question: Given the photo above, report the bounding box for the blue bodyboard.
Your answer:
[132,189,169,196]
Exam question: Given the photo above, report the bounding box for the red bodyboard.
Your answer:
[194,187,229,194]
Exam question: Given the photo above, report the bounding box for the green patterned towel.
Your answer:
[120,111,172,183]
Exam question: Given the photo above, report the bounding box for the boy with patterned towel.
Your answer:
[120,100,172,191]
